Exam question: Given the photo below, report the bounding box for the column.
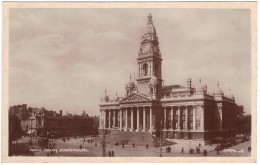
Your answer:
[99,110,102,129]
[104,110,107,129]
[164,107,167,130]
[151,61,153,75]
[149,61,151,75]
[125,108,128,131]
[120,109,122,130]
[170,107,173,130]
[117,110,120,128]
[149,107,152,131]
[131,107,134,131]
[140,63,142,77]
[139,63,140,77]
[113,110,115,128]
[185,107,188,130]
[193,106,196,130]
[108,110,111,129]
[136,107,140,132]
[177,107,180,130]
[143,107,146,132]
[201,105,204,131]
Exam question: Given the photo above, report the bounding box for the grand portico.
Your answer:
[98,14,243,143]
[99,93,162,133]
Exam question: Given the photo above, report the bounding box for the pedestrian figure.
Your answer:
[169,147,171,153]
[204,150,207,156]
[181,147,184,153]
[146,144,149,149]
[132,143,135,148]
[108,151,111,157]
[199,143,201,148]
[111,150,114,157]
[80,144,82,149]
[95,143,97,147]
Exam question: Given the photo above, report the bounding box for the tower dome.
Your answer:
[126,74,135,88]
[101,90,109,102]
[228,87,235,100]
[214,82,224,96]
[145,13,156,35]
[196,79,206,94]
[125,74,135,96]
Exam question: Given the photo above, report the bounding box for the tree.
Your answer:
[9,113,23,144]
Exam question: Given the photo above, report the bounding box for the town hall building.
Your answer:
[98,14,243,143]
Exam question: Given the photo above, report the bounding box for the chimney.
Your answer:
[60,110,62,116]
[187,78,192,88]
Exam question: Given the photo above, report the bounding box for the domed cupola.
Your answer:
[101,90,109,103]
[196,79,207,94]
[145,13,156,35]
[214,82,224,96]
[114,92,120,102]
[228,87,235,100]
[125,74,135,96]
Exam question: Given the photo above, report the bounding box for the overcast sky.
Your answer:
[9,8,251,116]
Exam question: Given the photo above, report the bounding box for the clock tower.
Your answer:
[136,13,163,100]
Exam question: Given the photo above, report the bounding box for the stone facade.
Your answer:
[98,14,243,143]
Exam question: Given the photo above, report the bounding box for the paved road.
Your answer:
[14,136,251,157]
[207,140,251,157]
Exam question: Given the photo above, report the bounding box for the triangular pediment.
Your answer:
[120,93,151,103]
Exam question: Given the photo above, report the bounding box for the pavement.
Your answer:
[11,136,251,157]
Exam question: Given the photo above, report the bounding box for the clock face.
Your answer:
[142,43,150,53]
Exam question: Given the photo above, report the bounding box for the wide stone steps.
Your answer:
[105,131,154,147]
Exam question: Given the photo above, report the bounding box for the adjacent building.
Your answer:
[9,104,95,137]
[45,115,94,136]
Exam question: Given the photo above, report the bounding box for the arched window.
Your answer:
[143,63,148,76]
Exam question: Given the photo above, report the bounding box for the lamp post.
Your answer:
[159,119,163,157]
